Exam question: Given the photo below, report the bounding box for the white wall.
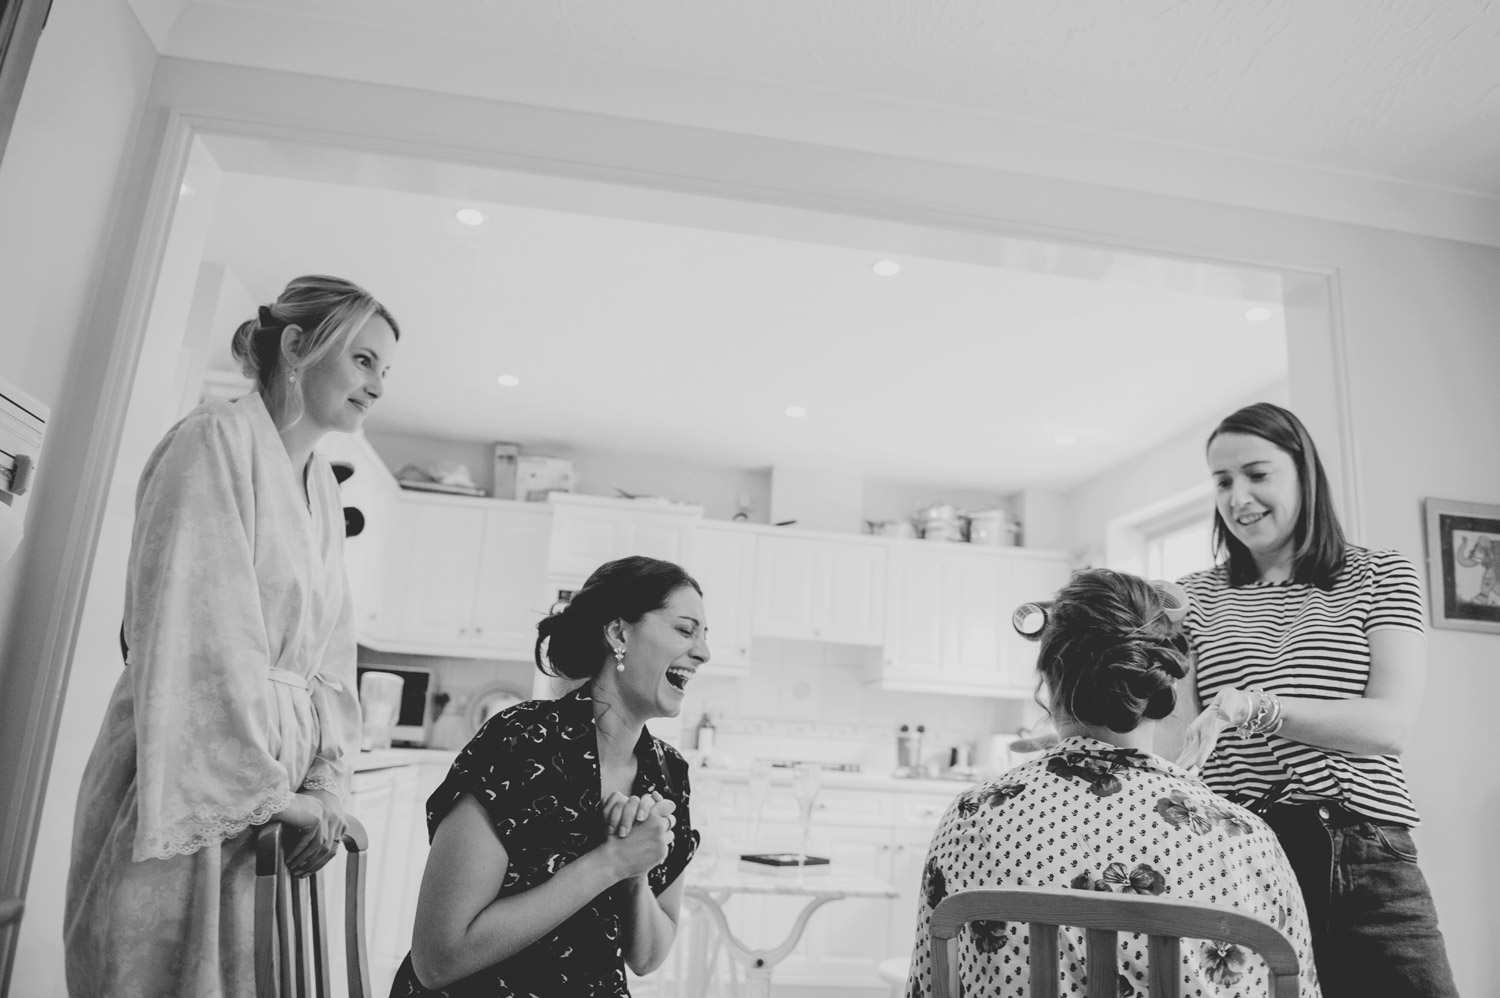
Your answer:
[0,0,160,991]
[1067,382,1290,563]
[11,133,228,997]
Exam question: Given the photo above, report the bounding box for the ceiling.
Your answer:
[130,0,1500,243]
[198,139,1285,492]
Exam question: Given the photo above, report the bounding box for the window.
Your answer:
[1144,515,1215,581]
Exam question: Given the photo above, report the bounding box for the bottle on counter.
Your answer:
[695,710,717,754]
[897,724,925,771]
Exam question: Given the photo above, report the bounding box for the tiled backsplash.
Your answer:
[679,637,1041,775]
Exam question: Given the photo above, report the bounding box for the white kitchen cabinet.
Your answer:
[350,765,417,998]
[368,495,551,659]
[398,500,488,647]
[879,544,1069,697]
[686,521,757,676]
[752,533,886,645]
[346,754,456,998]
[546,492,702,582]
[999,550,1075,687]
[469,503,555,657]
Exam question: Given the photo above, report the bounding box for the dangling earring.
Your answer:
[614,645,625,672]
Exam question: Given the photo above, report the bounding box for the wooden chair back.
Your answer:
[930,886,1298,998]
[255,815,371,998]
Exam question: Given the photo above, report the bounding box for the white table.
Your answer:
[683,861,898,998]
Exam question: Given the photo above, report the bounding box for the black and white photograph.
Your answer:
[1,3,1498,998]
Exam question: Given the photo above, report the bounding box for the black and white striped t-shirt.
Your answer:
[1180,546,1425,827]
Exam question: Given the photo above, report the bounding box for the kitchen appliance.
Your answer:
[356,664,432,747]
[515,455,576,501]
[358,671,404,751]
[968,508,1021,546]
[913,504,965,542]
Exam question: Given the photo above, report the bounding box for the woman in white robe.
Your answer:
[64,275,400,998]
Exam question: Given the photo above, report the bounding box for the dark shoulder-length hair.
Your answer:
[1208,402,1346,589]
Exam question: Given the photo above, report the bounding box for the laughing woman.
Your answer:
[390,556,704,998]
[65,275,399,998]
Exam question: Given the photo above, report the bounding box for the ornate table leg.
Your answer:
[684,891,835,998]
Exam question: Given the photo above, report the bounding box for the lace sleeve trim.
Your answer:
[134,788,297,861]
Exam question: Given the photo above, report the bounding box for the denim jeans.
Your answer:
[1264,802,1458,998]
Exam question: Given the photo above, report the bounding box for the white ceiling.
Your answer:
[198,141,1286,492]
[131,0,1500,243]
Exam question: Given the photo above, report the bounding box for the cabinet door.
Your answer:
[817,540,887,645]
[999,554,1071,688]
[546,499,698,579]
[547,503,632,579]
[469,505,551,657]
[801,824,896,979]
[883,549,945,674]
[887,827,940,958]
[370,766,420,998]
[689,525,757,674]
[349,771,399,988]
[752,535,821,639]
[397,501,485,647]
[944,554,1004,683]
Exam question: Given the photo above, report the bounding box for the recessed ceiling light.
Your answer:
[785,405,807,418]
[1053,432,1076,446]
[496,374,520,387]
[456,208,485,226]
[872,260,901,277]
[1244,305,1273,322]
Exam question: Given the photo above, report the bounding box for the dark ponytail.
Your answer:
[535,556,702,681]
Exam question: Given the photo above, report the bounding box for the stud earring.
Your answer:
[288,371,297,384]
[614,645,625,672]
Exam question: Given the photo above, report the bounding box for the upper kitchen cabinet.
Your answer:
[546,492,702,582]
[879,543,1069,697]
[752,532,886,645]
[394,496,552,659]
[686,521,758,676]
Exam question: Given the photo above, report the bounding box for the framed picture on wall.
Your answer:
[1423,498,1500,634]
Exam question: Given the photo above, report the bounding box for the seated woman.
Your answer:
[388,555,705,997]
[905,569,1320,998]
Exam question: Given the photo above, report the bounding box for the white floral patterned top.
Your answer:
[904,737,1321,998]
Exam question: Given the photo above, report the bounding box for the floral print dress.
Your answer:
[388,686,699,998]
[905,737,1320,998]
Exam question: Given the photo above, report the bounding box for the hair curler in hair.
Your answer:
[1011,601,1051,640]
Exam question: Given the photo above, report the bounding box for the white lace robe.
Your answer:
[65,393,360,998]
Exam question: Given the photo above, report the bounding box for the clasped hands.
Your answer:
[599,790,676,880]
[277,788,349,878]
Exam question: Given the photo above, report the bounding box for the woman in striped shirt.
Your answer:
[1175,402,1456,998]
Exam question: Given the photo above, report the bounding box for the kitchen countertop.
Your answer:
[691,765,987,795]
[354,751,994,794]
[354,747,459,772]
